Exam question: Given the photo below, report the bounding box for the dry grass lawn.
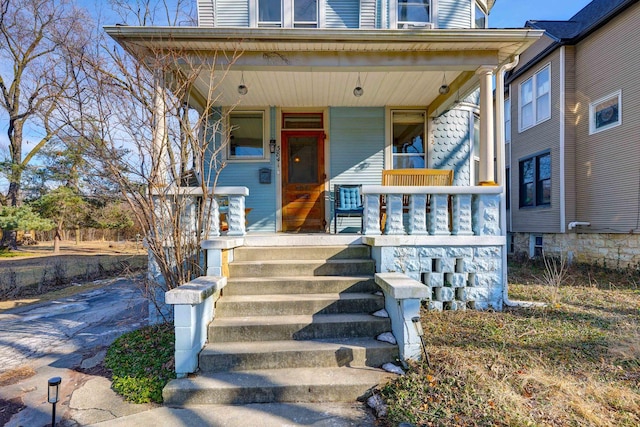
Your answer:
[379,260,640,426]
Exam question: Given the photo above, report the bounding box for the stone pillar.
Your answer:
[473,194,501,236]
[408,194,428,235]
[226,195,246,236]
[428,194,450,235]
[476,66,496,186]
[363,193,382,235]
[385,194,405,235]
[204,197,220,238]
[451,194,474,236]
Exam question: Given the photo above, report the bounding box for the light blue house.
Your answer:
[106,0,542,408]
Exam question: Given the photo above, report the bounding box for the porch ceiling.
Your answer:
[105,26,543,111]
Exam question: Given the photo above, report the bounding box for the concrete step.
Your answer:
[229,259,375,278]
[209,313,392,342]
[232,245,371,262]
[215,293,384,317]
[199,338,398,372]
[223,276,379,296]
[163,366,396,406]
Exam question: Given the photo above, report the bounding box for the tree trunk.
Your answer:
[1,230,18,250]
[53,227,62,254]
[7,121,24,207]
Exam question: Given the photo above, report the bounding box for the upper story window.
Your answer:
[257,0,318,28]
[519,64,550,132]
[396,0,431,28]
[228,110,268,161]
[504,98,511,143]
[589,90,621,135]
[519,152,550,208]
[392,110,426,169]
[474,2,487,28]
[258,0,282,27]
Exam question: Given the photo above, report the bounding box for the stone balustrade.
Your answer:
[361,185,502,237]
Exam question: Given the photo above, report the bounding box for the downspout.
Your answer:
[495,55,544,308]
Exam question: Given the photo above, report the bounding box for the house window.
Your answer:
[256,0,317,28]
[519,152,550,207]
[294,0,318,28]
[228,111,267,160]
[397,0,430,28]
[589,90,621,134]
[392,111,426,169]
[531,235,543,258]
[258,0,282,27]
[504,98,511,143]
[474,2,487,28]
[519,64,550,131]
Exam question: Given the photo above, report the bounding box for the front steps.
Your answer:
[163,245,398,406]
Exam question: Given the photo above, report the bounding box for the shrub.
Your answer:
[105,323,175,403]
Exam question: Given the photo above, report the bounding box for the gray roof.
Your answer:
[525,0,636,42]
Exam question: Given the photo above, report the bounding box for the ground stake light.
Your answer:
[48,376,61,426]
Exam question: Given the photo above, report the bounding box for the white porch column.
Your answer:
[152,71,169,186]
[476,66,496,186]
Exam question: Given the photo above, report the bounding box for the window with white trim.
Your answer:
[392,110,426,169]
[396,0,431,28]
[256,0,318,28]
[228,110,268,161]
[504,98,511,143]
[519,64,550,131]
[589,90,621,134]
[474,1,487,28]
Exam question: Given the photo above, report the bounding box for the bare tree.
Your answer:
[0,0,91,206]
[72,4,242,318]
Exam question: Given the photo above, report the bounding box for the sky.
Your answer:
[490,0,593,28]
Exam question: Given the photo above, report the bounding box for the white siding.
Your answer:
[215,0,249,27]
[326,0,360,28]
[360,0,377,28]
[197,0,215,27]
[438,0,471,29]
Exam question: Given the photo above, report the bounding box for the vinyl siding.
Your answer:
[329,107,385,231]
[438,0,471,29]
[203,108,276,233]
[360,0,377,28]
[510,49,562,233]
[509,34,557,78]
[326,0,360,28]
[573,1,640,233]
[197,0,215,26]
[215,0,249,27]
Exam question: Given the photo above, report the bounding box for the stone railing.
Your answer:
[155,186,250,238]
[361,185,503,237]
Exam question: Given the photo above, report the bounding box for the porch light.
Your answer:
[353,73,364,97]
[238,72,248,95]
[48,376,61,426]
[439,73,450,95]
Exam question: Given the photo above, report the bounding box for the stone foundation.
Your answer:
[511,232,640,268]
[371,245,504,311]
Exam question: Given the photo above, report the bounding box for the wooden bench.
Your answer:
[381,169,454,230]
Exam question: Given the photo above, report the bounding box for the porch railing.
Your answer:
[360,185,503,237]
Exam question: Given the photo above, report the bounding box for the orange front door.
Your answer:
[281,131,326,232]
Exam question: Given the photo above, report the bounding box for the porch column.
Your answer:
[476,66,496,186]
[152,70,168,186]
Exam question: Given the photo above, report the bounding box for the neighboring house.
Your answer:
[505,0,640,266]
[105,1,541,388]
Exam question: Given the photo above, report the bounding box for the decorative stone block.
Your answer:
[363,194,382,235]
[422,272,444,287]
[472,194,501,236]
[385,194,405,235]
[440,257,455,273]
[428,194,451,235]
[474,273,501,288]
[205,198,220,238]
[451,194,473,236]
[473,258,500,272]
[418,247,445,258]
[434,286,454,302]
[445,300,466,311]
[445,273,467,288]
[445,247,474,258]
[408,194,428,235]
[455,287,470,302]
[226,195,246,236]
[427,301,443,311]
[474,246,501,258]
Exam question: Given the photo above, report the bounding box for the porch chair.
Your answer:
[333,184,364,234]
